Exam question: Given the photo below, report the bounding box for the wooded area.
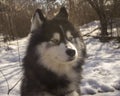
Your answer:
[0,0,120,42]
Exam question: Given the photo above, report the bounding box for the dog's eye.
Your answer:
[51,39,59,44]
[68,37,73,41]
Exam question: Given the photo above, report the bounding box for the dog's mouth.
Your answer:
[67,56,76,62]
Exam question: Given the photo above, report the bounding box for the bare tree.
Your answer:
[86,0,109,37]
[68,0,87,25]
[0,0,36,41]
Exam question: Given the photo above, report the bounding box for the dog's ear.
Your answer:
[31,9,45,32]
[55,7,68,20]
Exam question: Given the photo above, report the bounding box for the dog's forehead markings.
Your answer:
[53,33,60,40]
[66,31,72,38]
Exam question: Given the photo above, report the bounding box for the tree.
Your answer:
[86,0,109,36]
[0,0,37,41]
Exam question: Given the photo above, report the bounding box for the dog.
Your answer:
[21,7,86,96]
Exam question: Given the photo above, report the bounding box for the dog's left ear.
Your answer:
[55,7,68,20]
[31,9,46,32]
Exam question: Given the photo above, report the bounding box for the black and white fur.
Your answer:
[21,7,86,96]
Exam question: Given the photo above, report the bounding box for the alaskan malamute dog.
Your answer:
[21,7,86,96]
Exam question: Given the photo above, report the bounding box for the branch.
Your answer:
[83,27,100,36]
[8,76,23,95]
[0,70,10,93]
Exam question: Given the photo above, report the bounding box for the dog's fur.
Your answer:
[21,7,86,96]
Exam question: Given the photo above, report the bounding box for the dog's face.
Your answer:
[30,7,85,72]
[37,31,78,65]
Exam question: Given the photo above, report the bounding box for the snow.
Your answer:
[81,37,120,95]
[0,37,28,96]
[0,21,120,96]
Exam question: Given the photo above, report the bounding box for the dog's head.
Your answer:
[30,7,85,68]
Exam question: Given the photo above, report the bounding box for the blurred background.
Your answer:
[0,0,120,42]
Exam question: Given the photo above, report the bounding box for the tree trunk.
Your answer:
[100,18,108,36]
[99,15,108,37]
[86,0,108,37]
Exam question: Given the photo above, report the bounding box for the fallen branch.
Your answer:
[8,76,23,95]
[0,69,23,95]
[0,70,10,94]
[83,27,100,37]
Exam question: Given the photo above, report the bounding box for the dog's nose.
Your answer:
[66,49,76,57]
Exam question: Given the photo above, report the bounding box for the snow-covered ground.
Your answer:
[0,21,120,96]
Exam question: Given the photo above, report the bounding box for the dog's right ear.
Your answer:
[54,7,68,20]
[31,9,45,32]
